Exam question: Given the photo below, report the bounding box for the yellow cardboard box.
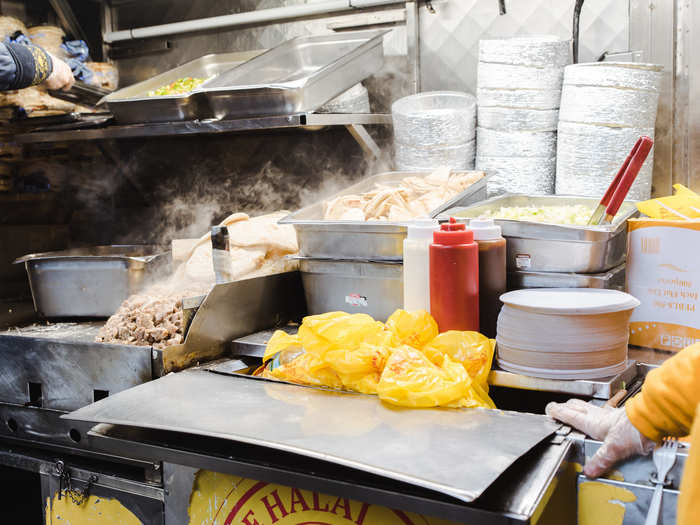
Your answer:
[626,218,700,351]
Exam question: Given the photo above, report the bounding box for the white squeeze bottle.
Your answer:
[403,218,439,311]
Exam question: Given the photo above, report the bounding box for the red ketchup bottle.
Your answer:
[430,217,479,332]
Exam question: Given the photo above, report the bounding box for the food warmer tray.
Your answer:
[441,194,639,273]
[281,171,489,260]
[14,245,169,318]
[99,50,263,124]
[508,263,626,290]
[201,30,387,119]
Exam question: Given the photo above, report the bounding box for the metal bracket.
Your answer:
[345,124,382,158]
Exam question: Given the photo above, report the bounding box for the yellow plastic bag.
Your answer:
[636,184,700,220]
[421,331,494,387]
[338,371,382,395]
[385,309,439,349]
[377,346,470,407]
[323,342,392,376]
[262,330,302,363]
[298,312,386,358]
[264,353,343,390]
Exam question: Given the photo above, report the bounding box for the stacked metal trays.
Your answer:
[440,194,639,274]
[101,30,387,124]
[281,171,488,320]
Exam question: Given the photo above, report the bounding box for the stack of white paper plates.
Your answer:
[496,288,640,379]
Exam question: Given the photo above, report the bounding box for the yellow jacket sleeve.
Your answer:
[626,343,700,442]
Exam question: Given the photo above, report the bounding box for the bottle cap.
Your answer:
[469,218,502,241]
[406,217,439,241]
[433,217,474,245]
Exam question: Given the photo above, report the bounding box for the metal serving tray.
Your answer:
[442,194,639,273]
[297,257,402,321]
[100,51,263,123]
[14,245,170,318]
[201,30,387,119]
[281,171,488,259]
[508,263,626,290]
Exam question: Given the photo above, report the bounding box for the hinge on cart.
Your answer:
[54,460,98,506]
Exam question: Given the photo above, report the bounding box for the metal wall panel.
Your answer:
[418,0,629,93]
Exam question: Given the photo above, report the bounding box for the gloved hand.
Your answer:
[42,53,74,91]
[546,399,655,477]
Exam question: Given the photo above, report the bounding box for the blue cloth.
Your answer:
[61,40,90,62]
[68,57,93,82]
[4,31,32,46]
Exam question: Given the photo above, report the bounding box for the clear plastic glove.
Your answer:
[42,53,74,91]
[546,399,655,477]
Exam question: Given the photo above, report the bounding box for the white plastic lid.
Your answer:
[499,288,641,315]
[406,217,439,241]
[469,218,502,241]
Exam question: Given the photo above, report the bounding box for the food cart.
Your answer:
[0,1,698,524]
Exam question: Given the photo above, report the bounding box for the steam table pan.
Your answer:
[441,194,639,273]
[201,29,387,119]
[99,51,263,123]
[281,170,489,260]
[14,245,170,318]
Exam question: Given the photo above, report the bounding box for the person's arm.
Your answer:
[0,42,74,91]
[547,342,700,477]
[626,342,700,441]
[0,42,52,90]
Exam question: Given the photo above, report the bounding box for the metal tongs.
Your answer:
[49,81,112,108]
[588,136,654,225]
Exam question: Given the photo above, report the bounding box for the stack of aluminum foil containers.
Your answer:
[392,91,476,170]
[555,62,663,200]
[475,36,570,196]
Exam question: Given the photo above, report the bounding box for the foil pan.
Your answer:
[476,127,557,158]
[476,156,555,196]
[395,139,475,171]
[559,85,659,128]
[477,88,562,110]
[477,62,564,90]
[555,121,655,201]
[478,107,558,132]
[479,36,571,68]
[318,82,370,114]
[563,62,663,92]
[392,91,476,147]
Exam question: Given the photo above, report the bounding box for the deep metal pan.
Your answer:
[99,51,263,123]
[201,30,387,119]
[440,194,639,273]
[14,245,170,318]
[280,170,489,259]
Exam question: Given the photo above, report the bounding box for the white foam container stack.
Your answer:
[475,36,570,197]
[555,62,663,201]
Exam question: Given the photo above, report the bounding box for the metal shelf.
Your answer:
[13,113,392,144]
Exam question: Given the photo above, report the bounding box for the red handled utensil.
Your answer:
[588,136,654,225]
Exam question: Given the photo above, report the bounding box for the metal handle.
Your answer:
[644,482,664,525]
